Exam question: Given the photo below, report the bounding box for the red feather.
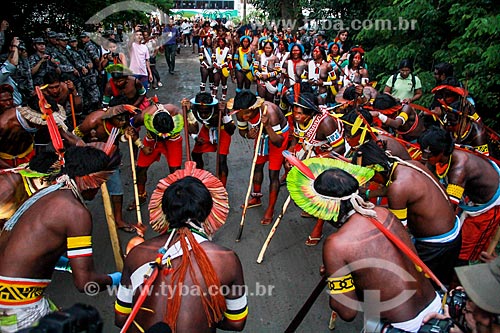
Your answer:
[35,87,64,155]
[282,151,316,179]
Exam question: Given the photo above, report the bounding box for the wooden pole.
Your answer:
[284,276,327,333]
[486,224,500,255]
[69,93,77,130]
[182,102,192,162]
[101,183,124,272]
[236,105,267,242]
[215,102,223,178]
[128,136,145,237]
[256,149,313,263]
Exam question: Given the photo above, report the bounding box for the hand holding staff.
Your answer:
[236,105,267,242]
[128,135,146,237]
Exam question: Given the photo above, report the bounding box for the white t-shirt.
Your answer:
[129,42,150,76]
[181,22,192,35]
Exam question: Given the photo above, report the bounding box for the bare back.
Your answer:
[121,234,244,333]
[388,161,455,237]
[323,207,436,322]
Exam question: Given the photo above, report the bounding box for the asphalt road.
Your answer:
[46,47,364,333]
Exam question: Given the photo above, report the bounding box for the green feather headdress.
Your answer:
[144,112,183,139]
[285,152,374,221]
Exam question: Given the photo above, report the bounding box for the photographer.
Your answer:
[422,257,500,333]
[0,36,23,105]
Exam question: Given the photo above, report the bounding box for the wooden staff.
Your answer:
[284,276,327,333]
[181,101,192,162]
[236,105,267,242]
[215,102,223,178]
[486,224,500,255]
[128,136,145,237]
[256,148,313,263]
[100,182,124,271]
[69,93,77,130]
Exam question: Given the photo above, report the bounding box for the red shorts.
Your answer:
[0,149,35,168]
[255,130,289,171]
[192,126,231,155]
[459,206,500,261]
[137,136,183,168]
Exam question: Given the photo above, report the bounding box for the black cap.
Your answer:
[79,32,90,38]
[68,36,77,43]
[47,31,58,38]
[32,37,46,44]
[56,33,68,41]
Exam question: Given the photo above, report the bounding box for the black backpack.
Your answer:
[391,72,416,91]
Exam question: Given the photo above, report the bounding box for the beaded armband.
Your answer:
[327,274,356,294]
[224,293,248,322]
[395,111,409,125]
[326,130,344,147]
[237,120,248,130]
[72,126,84,138]
[447,184,464,205]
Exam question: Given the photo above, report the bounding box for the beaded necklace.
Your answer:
[435,155,452,179]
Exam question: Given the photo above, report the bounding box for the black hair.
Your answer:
[295,92,320,116]
[343,85,357,101]
[373,94,398,110]
[434,62,454,77]
[162,176,213,228]
[355,141,391,174]
[63,146,110,178]
[441,77,461,88]
[43,72,61,85]
[314,168,358,222]
[261,40,274,51]
[342,108,373,135]
[108,94,129,107]
[313,45,327,61]
[28,150,59,173]
[233,90,257,110]
[153,111,174,133]
[348,50,364,69]
[398,58,413,71]
[195,92,214,104]
[417,127,454,157]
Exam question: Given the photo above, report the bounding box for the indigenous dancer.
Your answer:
[0,146,121,332]
[115,167,247,333]
[357,141,460,286]
[233,35,254,93]
[418,127,500,263]
[278,43,307,113]
[212,37,232,101]
[286,159,440,332]
[340,46,369,87]
[72,100,138,232]
[369,93,425,143]
[185,92,235,187]
[198,35,214,94]
[304,46,336,105]
[125,101,184,210]
[0,95,77,168]
[254,38,279,102]
[102,64,149,110]
[287,90,345,245]
[233,91,289,225]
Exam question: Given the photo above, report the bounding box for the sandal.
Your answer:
[117,224,137,234]
[305,235,323,246]
[240,193,262,209]
[127,194,147,211]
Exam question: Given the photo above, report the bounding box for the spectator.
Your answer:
[128,28,152,91]
[0,36,23,105]
[162,21,179,75]
[384,59,423,104]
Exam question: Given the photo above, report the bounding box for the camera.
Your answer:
[419,318,454,333]
[16,303,103,333]
[446,289,467,319]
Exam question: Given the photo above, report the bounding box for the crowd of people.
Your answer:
[0,14,499,333]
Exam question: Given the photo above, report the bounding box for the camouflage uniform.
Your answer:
[13,56,34,102]
[67,46,100,113]
[28,53,57,87]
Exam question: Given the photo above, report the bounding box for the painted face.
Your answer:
[113,76,128,88]
[0,91,13,111]
[312,47,322,60]
[218,38,225,47]
[110,113,129,128]
[278,41,286,52]
[292,106,311,126]
[330,44,339,55]
[353,53,362,66]
[194,105,214,120]
[242,38,250,49]
[291,45,302,59]
[238,107,258,122]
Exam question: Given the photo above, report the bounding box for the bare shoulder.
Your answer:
[163,103,181,115]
